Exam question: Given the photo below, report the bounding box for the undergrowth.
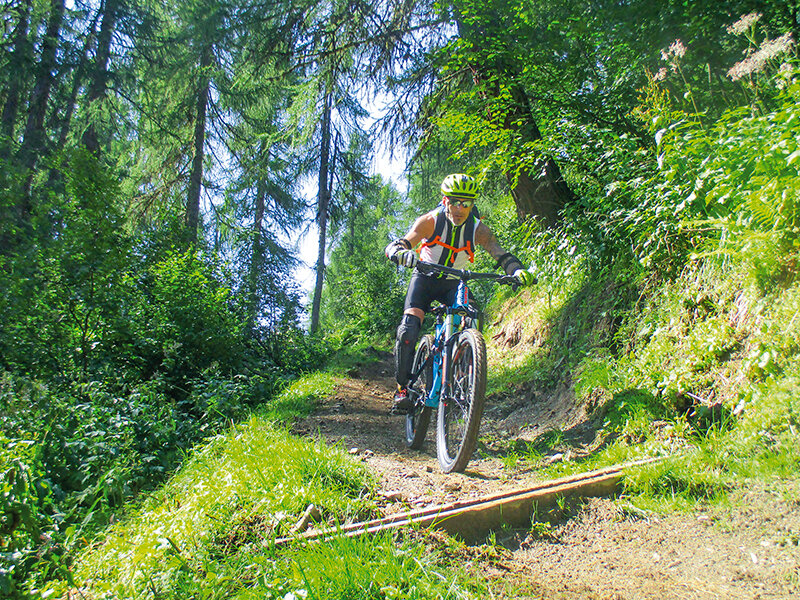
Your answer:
[65,416,376,598]
[478,45,800,514]
[483,239,800,512]
[49,371,488,600]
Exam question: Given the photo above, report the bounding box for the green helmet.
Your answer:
[441,173,478,199]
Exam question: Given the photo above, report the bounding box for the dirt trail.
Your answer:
[295,350,800,599]
[293,349,552,508]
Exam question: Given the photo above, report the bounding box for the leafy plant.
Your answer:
[1,436,53,597]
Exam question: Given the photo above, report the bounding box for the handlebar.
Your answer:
[415,260,520,287]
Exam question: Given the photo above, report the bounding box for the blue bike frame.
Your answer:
[424,278,475,408]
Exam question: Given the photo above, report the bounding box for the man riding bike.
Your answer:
[385,174,535,414]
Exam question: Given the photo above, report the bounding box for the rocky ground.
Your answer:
[294,350,800,599]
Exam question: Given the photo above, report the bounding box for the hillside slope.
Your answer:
[296,351,800,599]
[63,255,800,599]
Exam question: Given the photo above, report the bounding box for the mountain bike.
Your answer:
[404,260,519,473]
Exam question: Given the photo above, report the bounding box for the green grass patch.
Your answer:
[64,416,377,599]
[264,371,337,423]
[622,454,731,512]
[235,531,486,599]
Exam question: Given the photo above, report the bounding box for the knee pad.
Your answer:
[395,314,421,387]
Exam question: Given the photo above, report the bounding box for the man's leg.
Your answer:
[395,310,424,388]
[392,308,424,413]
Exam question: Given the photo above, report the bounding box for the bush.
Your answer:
[0,431,61,598]
[136,250,248,388]
[0,352,313,595]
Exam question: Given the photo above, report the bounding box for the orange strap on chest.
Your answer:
[420,236,475,264]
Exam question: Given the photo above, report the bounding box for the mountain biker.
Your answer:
[385,173,535,414]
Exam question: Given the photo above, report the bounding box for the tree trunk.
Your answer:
[480,76,575,226]
[309,90,333,335]
[18,0,66,212]
[0,0,34,252]
[455,7,576,227]
[57,18,98,150]
[0,0,34,155]
[82,0,119,155]
[506,159,573,225]
[42,11,100,198]
[504,84,575,224]
[247,176,267,334]
[185,45,212,245]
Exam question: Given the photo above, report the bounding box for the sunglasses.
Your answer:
[446,197,474,208]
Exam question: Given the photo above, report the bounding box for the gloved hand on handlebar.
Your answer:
[513,268,537,286]
[385,239,419,269]
[395,249,418,269]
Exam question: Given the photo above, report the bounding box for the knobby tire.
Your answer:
[406,335,433,449]
[436,328,487,473]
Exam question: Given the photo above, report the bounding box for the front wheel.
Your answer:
[436,328,487,473]
[406,335,433,449]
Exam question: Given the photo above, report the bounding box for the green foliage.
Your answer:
[0,150,329,596]
[481,35,800,507]
[0,435,58,598]
[60,412,488,600]
[66,417,375,598]
[601,389,668,433]
[0,151,127,378]
[648,83,800,259]
[144,250,247,385]
[624,455,730,510]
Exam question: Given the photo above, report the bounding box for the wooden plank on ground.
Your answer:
[274,460,659,546]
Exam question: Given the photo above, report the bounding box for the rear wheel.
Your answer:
[405,335,433,449]
[436,328,487,473]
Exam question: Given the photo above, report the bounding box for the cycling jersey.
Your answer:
[418,205,480,276]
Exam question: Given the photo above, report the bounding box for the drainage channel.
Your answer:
[275,458,661,546]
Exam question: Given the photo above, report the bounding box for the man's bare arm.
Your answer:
[474,222,507,261]
[402,212,436,248]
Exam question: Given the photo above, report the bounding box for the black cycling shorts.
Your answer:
[404,272,467,313]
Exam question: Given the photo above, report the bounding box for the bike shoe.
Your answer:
[390,387,413,415]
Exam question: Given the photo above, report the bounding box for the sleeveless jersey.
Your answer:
[418,205,480,277]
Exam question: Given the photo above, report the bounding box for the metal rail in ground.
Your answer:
[274,458,662,546]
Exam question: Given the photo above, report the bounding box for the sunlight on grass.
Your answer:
[234,532,486,599]
[71,416,375,598]
[264,371,337,423]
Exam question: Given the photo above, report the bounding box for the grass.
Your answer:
[264,371,337,423]
[236,531,485,599]
[57,369,493,600]
[63,416,374,598]
[481,238,800,514]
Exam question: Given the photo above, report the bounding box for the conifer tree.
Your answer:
[287,0,373,334]
[17,0,66,216]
